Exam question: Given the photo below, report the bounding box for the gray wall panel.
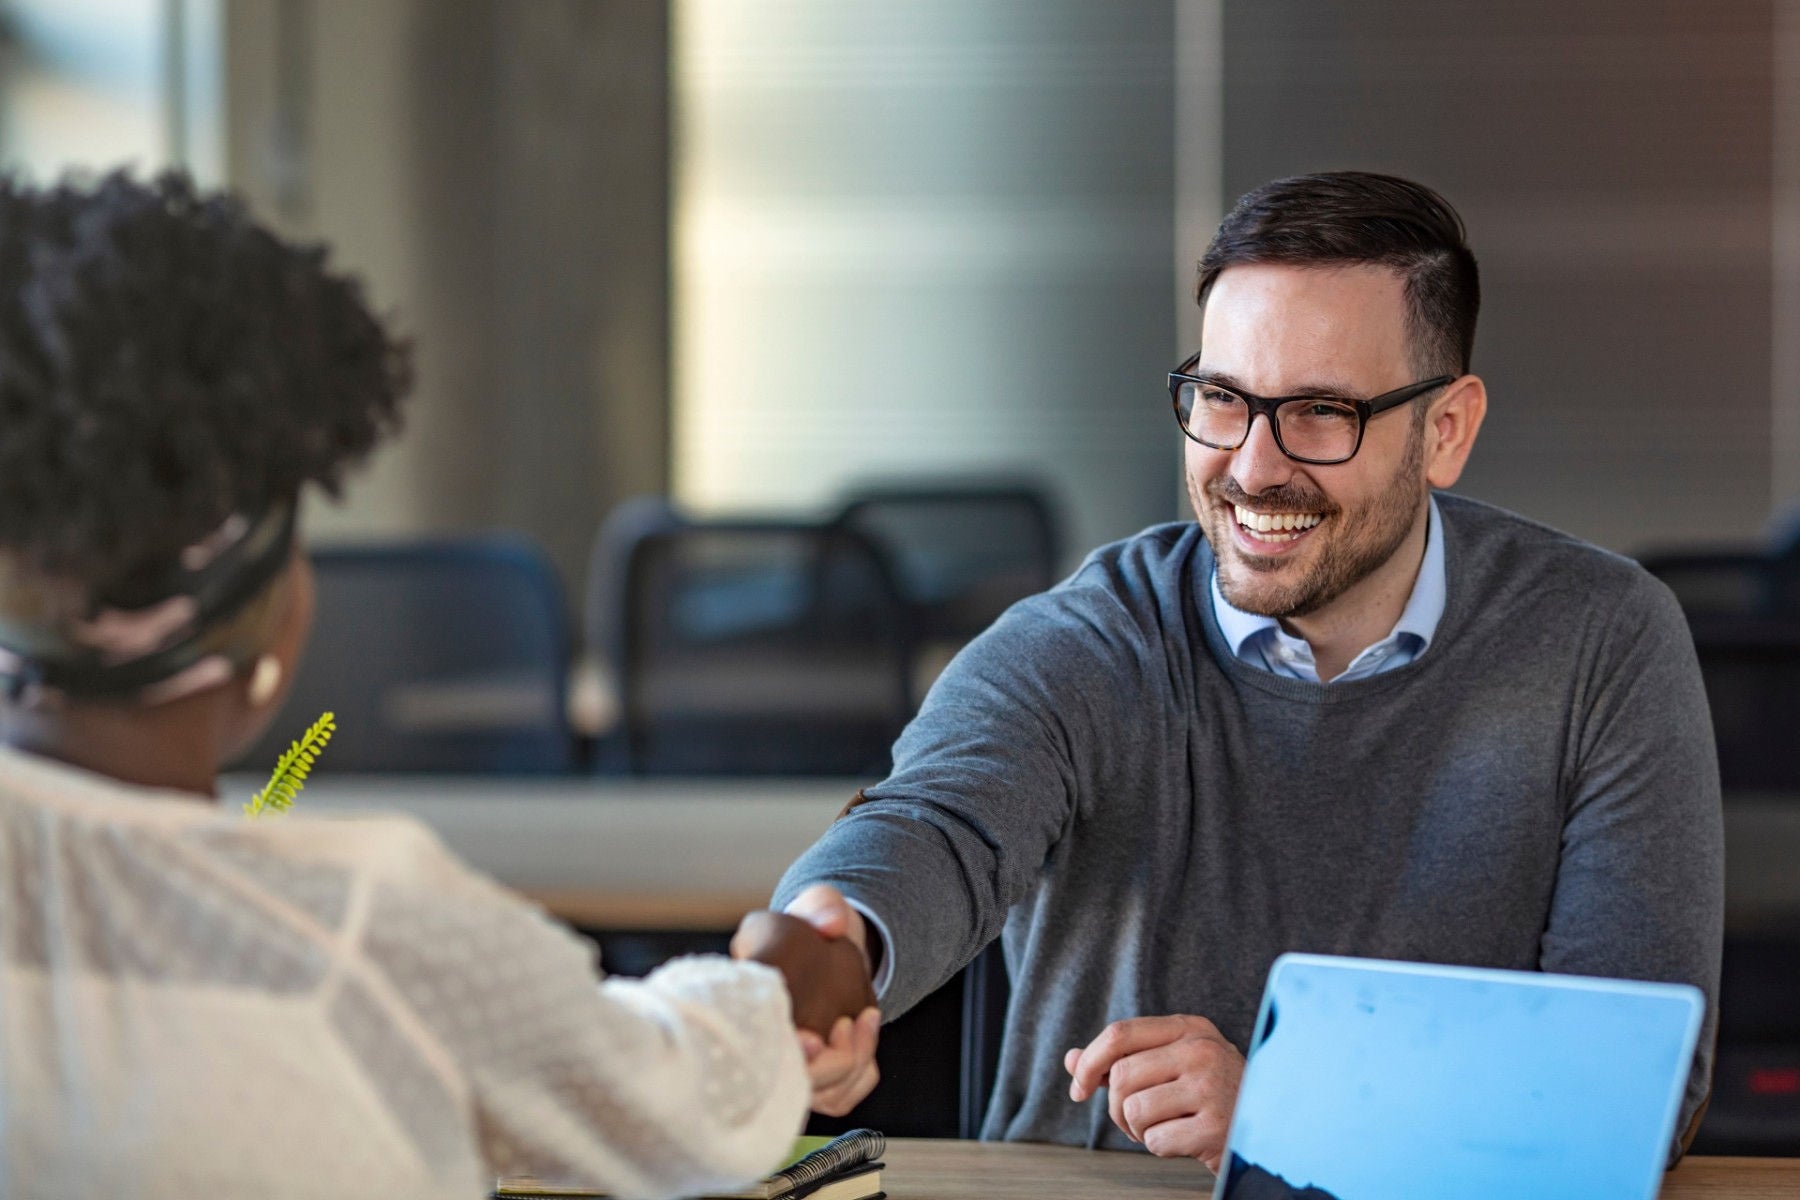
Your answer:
[1222,0,1773,553]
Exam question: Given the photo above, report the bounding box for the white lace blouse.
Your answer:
[0,749,808,1200]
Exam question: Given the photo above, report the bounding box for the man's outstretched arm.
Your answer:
[742,570,1157,1112]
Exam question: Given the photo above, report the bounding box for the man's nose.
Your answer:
[1230,413,1295,497]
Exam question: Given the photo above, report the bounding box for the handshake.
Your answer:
[731,886,883,1115]
[731,908,875,1033]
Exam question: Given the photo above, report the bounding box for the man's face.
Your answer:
[1186,262,1433,620]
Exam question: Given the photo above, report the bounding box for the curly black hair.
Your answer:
[0,170,409,591]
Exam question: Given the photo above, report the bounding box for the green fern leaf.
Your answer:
[246,711,337,818]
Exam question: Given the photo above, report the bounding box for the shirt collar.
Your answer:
[1211,495,1447,660]
[1390,494,1446,650]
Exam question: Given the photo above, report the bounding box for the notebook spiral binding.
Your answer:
[767,1129,885,1198]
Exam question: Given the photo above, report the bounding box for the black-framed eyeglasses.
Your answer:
[1168,351,1454,465]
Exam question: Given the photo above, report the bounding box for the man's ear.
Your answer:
[1424,374,1487,490]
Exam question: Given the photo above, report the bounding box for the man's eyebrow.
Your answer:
[1190,367,1367,401]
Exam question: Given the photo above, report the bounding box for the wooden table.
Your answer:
[879,1139,1800,1199]
[1661,1156,1800,1198]
[224,774,865,929]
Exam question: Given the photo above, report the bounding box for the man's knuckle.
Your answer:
[1142,1125,1179,1158]
[1094,1022,1130,1053]
[1183,1038,1220,1067]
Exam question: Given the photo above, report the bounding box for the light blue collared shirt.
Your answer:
[1212,495,1446,683]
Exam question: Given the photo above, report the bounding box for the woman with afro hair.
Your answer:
[0,172,869,1199]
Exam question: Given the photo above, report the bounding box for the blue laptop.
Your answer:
[1214,954,1704,1200]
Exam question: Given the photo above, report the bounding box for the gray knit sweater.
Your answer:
[773,493,1722,1150]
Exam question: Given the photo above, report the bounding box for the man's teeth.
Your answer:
[1233,504,1323,534]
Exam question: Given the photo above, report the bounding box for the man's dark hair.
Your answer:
[0,170,409,589]
[1196,171,1480,377]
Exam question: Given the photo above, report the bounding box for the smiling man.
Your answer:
[743,172,1723,1170]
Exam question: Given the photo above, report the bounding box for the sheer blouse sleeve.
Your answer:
[346,819,809,1199]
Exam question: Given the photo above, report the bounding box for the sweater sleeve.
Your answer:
[352,824,809,1200]
[772,562,1154,1019]
[1540,571,1723,1159]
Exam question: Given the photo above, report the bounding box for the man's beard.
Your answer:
[1189,425,1428,620]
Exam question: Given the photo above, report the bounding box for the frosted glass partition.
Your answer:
[673,0,1184,561]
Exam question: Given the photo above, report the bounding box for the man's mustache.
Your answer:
[1205,476,1338,516]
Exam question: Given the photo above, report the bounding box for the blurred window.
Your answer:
[0,0,220,182]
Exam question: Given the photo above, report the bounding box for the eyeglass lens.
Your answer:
[1176,382,1360,463]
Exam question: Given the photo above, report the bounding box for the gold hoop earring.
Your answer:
[247,655,283,708]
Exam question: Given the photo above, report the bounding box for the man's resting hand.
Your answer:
[1064,1014,1246,1171]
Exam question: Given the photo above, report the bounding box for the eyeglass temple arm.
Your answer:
[1364,375,1457,416]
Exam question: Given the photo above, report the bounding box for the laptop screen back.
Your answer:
[1214,954,1703,1200]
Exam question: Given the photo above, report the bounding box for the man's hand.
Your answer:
[797,1006,881,1116]
[1063,1015,1245,1171]
[775,884,884,1115]
[783,883,871,962]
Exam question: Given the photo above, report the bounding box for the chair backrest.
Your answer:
[1640,550,1791,618]
[835,484,1061,642]
[585,494,686,678]
[1767,500,1800,559]
[618,520,912,774]
[1688,614,1800,791]
[1675,613,1800,1156]
[959,938,1011,1139]
[232,535,575,774]
[1691,937,1800,1156]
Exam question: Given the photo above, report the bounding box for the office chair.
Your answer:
[1694,933,1800,1156]
[582,496,687,768]
[231,535,576,773]
[585,495,686,676]
[799,940,1010,1142]
[1688,615,1800,792]
[1639,550,1794,619]
[959,938,1011,1139]
[1682,615,1800,1154]
[835,482,1062,644]
[615,519,912,775]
